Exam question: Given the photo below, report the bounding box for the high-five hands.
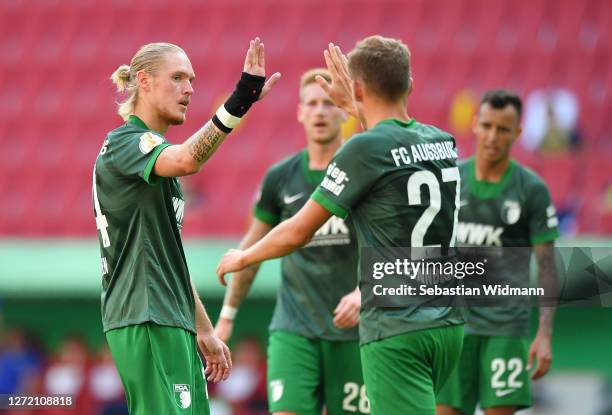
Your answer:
[243,37,281,100]
[315,43,358,118]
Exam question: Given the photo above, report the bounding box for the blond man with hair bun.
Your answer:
[93,39,280,415]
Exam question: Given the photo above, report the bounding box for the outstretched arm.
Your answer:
[154,38,281,177]
[214,218,273,342]
[217,200,332,281]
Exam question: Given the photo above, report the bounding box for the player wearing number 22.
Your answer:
[217,35,465,415]
[92,40,280,415]
[436,91,559,415]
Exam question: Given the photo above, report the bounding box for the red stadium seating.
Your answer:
[0,0,610,236]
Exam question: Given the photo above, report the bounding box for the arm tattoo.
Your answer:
[539,307,555,336]
[187,122,227,164]
[536,243,557,336]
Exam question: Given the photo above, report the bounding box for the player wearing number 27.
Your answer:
[217,35,465,414]
[92,39,280,415]
[215,68,366,415]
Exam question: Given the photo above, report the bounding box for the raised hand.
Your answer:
[243,37,281,100]
[316,43,358,118]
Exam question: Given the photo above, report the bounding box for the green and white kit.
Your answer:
[255,150,365,414]
[94,116,205,414]
[312,119,465,414]
[437,157,559,413]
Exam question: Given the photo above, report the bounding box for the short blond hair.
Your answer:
[110,42,185,121]
[299,68,331,101]
[348,35,411,102]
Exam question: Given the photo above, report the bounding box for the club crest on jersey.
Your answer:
[173,384,191,409]
[270,379,284,402]
[139,132,164,154]
[501,200,521,225]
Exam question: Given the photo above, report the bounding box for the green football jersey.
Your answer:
[255,150,359,341]
[93,115,195,334]
[457,157,560,336]
[311,119,465,344]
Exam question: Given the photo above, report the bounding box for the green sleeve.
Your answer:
[312,133,379,217]
[253,166,282,226]
[112,131,170,185]
[311,189,349,218]
[528,180,560,245]
[142,143,171,184]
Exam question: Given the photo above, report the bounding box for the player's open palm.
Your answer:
[317,43,358,118]
[243,37,281,100]
[333,287,361,329]
[198,332,232,383]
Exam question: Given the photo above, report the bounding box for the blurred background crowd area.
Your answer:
[2,305,612,415]
[0,317,269,415]
[0,0,610,237]
[1,0,611,414]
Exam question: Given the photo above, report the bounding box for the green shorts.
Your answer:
[106,323,210,415]
[436,334,532,414]
[267,330,366,415]
[360,325,464,415]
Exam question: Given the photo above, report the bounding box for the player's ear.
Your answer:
[512,124,523,143]
[297,102,305,124]
[407,77,414,96]
[137,70,151,92]
[353,80,364,103]
[471,109,480,135]
[296,87,306,123]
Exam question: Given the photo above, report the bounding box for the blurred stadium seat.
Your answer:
[0,0,610,237]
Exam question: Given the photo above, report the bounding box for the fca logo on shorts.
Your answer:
[270,379,284,402]
[173,384,192,409]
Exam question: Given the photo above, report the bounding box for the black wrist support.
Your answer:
[227,72,266,117]
[212,72,266,133]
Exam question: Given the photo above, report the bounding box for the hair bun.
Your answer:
[110,64,131,92]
